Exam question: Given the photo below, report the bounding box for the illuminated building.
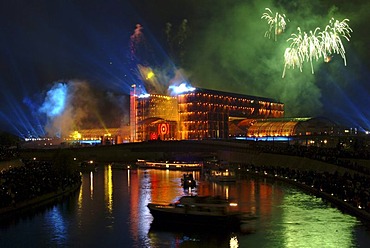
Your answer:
[135,94,179,141]
[25,86,343,146]
[64,127,129,145]
[130,87,284,141]
[177,88,284,140]
[241,117,341,147]
[245,117,338,137]
[22,127,130,148]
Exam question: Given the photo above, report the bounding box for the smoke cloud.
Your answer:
[136,0,369,127]
[40,80,128,137]
[180,0,334,117]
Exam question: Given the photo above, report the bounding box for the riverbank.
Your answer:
[0,181,81,218]
[0,159,82,220]
[238,165,370,225]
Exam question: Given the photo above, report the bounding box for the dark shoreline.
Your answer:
[0,181,81,219]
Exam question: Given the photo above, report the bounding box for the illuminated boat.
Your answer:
[181,173,196,189]
[110,162,134,170]
[147,195,244,229]
[78,160,98,172]
[136,159,202,170]
[206,169,237,182]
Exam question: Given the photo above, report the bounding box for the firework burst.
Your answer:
[320,18,352,66]
[283,47,302,78]
[283,27,323,77]
[282,18,353,78]
[261,8,288,41]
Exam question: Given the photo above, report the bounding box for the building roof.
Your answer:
[192,88,282,104]
[245,117,338,136]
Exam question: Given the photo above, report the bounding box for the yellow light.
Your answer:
[146,71,155,80]
[71,130,82,140]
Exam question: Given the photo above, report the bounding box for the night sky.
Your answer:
[0,0,369,138]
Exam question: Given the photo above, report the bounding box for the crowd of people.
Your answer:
[238,163,370,217]
[0,147,18,162]
[0,160,81,209]
[242,142,370,217]
[256,143,370,176]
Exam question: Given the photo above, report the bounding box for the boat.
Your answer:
[147,195,244,230]
[181,173,196,189]
[206,169,237,182]
[136,159,202,171]
[110,162,134,170]
[78,160,98,172]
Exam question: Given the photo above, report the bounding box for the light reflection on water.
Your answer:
[280,192,358,248]
[241,187,361,248]
[0,166,369,248]
[44,206,67,245]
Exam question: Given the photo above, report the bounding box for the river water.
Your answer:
[1,165,370,248]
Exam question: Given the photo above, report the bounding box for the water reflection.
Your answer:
[279,189,359,248]
[142,172,362,248]
[1,166,368,248]
[142,171,264,247]
[130,169,151,245]
[44,206,67,245]
[230,235,239,248]
[90,171,94,199]
[104,165,113,214]
[128,169,196,246]
[127,168,131,188]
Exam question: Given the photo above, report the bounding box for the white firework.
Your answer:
[282,18,353,77]
[319,18,353,66]
[261,8,288,41]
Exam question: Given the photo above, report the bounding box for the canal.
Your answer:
[1,165,370,247]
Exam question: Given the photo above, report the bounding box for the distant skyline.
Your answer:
[0,0,369,137]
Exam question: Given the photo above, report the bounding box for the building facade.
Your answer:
[130,87,284,141]
[245,117,339,137]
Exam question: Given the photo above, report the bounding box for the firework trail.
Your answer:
[130,24,144,62]
[177,19,189,48]
[164,19,189,65]
[128,24,160,94]
[165,22,173,50]
[282,18,352,78]
[261,8,288,41]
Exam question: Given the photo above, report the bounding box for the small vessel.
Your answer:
[136,159,202,171]
[78,160,98,172]
[110,162,134,170]
[147,195,244,230]
[181,173,196,189]
[206,169,236,182]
